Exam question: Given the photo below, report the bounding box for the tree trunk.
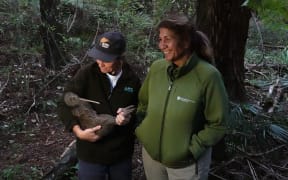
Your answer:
[39,0,66,70]
[196,0,251,102]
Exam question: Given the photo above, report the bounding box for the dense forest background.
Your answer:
[0,0,288,179]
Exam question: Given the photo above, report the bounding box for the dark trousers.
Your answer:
[78,158,132,180]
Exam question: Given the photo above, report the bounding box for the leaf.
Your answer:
[241,0,262,8]
[269,124,288,143]
[46,100,57,107]
[241,0,249,7]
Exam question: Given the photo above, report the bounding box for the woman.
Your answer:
[136,14,229,180]
[58,31,141,180]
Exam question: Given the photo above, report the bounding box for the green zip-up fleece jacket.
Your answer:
[58,62,141,165]
[136,53,229,168]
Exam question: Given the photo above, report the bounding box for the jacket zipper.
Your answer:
[159,80,173,161]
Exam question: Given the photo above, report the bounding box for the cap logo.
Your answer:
[99,37,110,49]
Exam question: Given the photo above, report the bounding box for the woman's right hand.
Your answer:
[72,125,102,142]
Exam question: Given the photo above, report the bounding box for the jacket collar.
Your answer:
[167,53,200,81]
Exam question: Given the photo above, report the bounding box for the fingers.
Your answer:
[124,105,135,109]
[123,105,135,113]
[79,126,102,142]
[117,108,123,114]
[115,113,125,125]
[115,105,135,126]
[115,112,131,126]
[124,108,135,114]
[117,105,135,115]
[92,125,102,132]
[91,125,102,141]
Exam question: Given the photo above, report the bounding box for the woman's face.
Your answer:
[96,59,121,75]
[158,27,189,66]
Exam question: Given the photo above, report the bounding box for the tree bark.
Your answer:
[196,0,251,102]
[39,0,66,70]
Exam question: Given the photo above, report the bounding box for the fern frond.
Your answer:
[268,124,288,143]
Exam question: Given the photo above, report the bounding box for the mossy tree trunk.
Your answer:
[39,0,67,70]
[196,0,251,102]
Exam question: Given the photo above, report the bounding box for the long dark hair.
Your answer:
[157,14,214,64]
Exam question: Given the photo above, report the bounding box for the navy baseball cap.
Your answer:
[87,32,126,62]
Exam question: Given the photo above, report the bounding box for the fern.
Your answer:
[269,124,288,143]
[225,102,288,156]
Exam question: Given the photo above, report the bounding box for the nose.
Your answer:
[96,60,105,67]
[158,40,166,51]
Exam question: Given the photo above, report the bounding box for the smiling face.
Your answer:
[158,27,190,67]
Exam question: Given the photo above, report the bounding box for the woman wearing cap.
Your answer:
[58,31,141,180]
[135,14,229,180]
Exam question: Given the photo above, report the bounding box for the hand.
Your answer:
[115,108,132,126]
[72,125,102,142]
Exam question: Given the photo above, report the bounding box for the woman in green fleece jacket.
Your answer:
[135,14,229,180]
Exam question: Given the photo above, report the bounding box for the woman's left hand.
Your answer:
[115,108,132,126]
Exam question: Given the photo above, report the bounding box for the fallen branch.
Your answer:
[0,73,9,95]
[251,12,265,66]
[210,157,237,173]
[246,144,286,157]
[42,140,77,180]
[271,164,288,172]
[247,159,259,180]
[66,5,78,33]
[251,69,269,80]
[0,100,6,108]
[209,172,227,180]
[263,44,286,49]
[247,157,272,172]
[26,90,36,114]
[234,143,286,157]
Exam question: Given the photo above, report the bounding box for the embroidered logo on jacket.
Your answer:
[176,96,196,103]
[124,86,134,93]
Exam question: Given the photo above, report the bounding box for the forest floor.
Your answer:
[0,50,288,180]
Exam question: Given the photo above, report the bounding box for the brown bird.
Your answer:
[64,92,135,136]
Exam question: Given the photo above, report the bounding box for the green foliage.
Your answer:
[245,47,288,65]
[63,36,87,51]
[1,165,41,180]
[55,0,196,65]
[242,0,288,30]
[118,11,156,62]
[269,124,288,143]
[281,46,288,63]
[67,0,162,64]
[0,0,42,54]
[245,18,288,65]
[1,165,22,180]
[63,165,78,179]
[1,118,26,133]
[225,102,288,155]
[245,48,263,64]
[0,0,196,66]
[39,99,58,113]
